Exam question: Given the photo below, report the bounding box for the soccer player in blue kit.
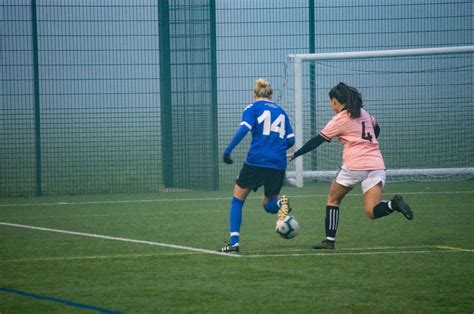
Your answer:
[218,79,295,253]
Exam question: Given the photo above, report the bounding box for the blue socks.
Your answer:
[229,197,244,245]
[229,196,279,245]
[263,197,279,214]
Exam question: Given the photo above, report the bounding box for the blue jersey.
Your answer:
[240,100,294,170]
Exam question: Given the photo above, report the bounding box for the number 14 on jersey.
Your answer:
[257,110,286,139]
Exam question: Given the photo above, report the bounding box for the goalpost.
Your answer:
[285,46,474,187]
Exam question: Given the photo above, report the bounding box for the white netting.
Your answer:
[281,47,474,184]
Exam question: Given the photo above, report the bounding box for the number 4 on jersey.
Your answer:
[258,110,286,139]
[361,122,373,142]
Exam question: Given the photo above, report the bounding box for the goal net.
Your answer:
[282,46,474,187]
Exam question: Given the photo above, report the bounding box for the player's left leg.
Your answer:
[229,185,251,244]
[313,180,352,250]
[326,181,351,232]
[219,185,251,253]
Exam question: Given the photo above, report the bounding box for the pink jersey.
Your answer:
[320,108,385,170]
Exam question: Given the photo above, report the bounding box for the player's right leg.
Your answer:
[262,195,279,214]
[364,182,385,219]
[362,170,413,220]
[277,195,290,221]
[261,168,289,220]
[391,195,413,220]
[371,194,413,220]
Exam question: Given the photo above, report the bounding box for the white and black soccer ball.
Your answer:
[276,215,300,239]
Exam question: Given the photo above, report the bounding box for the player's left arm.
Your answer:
[223,105,254,164]
[289,134,328,160]
[223,125,249,164]
[289,115,338,161]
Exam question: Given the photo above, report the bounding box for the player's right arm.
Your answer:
[285,112,295,149]
[370,114,380,138]
[374,124,380,138]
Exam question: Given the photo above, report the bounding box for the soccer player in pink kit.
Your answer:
[288,82,413,249]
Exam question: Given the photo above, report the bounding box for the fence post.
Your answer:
[209,0,220,190]
[308,0,317,171]
[294,57,304,188]
[31,0,42,196]
[158,0,174,188]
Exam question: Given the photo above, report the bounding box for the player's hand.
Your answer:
[223,153,233,164]
[287,153,295,161]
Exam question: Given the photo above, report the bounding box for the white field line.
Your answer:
[0,222,240,258]
[0,252,199,263]
[0,190,473,207]
[0,204,462,221]
[0,211,228,220]
[243,250,463,258]
[434,245,474,252]
[1,222,471,260]
[1,246,468,262]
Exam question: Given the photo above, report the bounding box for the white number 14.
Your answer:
[257,110,286,139]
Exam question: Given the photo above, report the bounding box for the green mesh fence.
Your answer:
[1,0,473,196]
[161,0,219,191]
[2,2,37,196]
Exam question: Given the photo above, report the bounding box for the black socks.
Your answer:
[325,205,339,241]
[372,201,394,219]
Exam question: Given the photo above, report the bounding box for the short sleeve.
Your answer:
[285,113,295,139]
[370,115,377,127]
[320,115,341,141]
[241,104,255,130]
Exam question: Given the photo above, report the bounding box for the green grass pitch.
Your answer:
[0,181,473,313]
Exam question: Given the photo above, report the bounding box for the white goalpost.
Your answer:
[286,46,474,187]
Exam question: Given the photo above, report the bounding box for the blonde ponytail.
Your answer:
[254,78,273,99]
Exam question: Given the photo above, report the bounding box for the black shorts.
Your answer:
[236,163,285,197]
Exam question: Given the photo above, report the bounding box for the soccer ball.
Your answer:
[276,215,300,239]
